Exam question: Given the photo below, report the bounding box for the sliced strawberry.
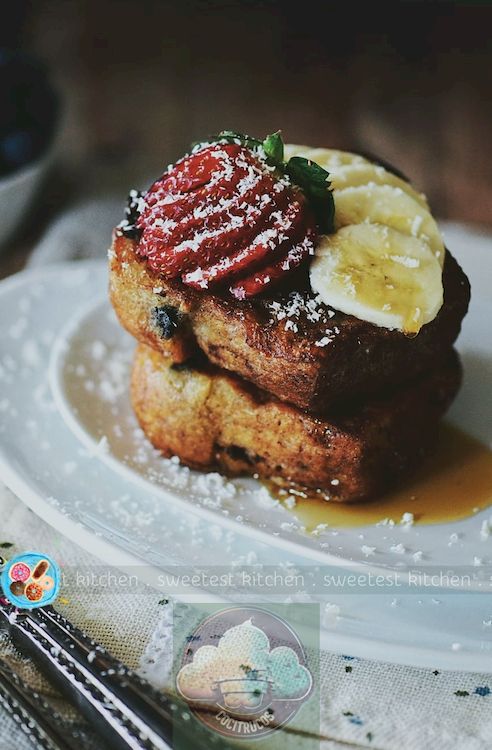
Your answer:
[229,229,316,299]
[134,140,318,298]
[153,143,244,195]
[140,172,292,277]
[137,145,275,273]
[140,144,257,221]
[181,196,307,289]
[157,172,279,253]
[141,158,247,223]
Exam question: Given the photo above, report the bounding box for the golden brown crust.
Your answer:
[131,344,462,503]
[110,233,470,415]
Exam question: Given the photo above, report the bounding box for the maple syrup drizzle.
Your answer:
[266,424,492,531]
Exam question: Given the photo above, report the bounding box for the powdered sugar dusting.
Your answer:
[268,292,337,335]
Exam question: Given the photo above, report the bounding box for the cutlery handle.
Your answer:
[0,661,69,750]
[1,604,170,749]
[1,603,221,750]
[32,607,221,748]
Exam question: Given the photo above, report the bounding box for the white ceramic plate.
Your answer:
[0,222,491,671]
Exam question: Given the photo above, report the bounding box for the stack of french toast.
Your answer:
[109,135,470,503]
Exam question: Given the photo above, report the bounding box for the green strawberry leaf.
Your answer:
[262,131,284,166]
[286,156,335,234]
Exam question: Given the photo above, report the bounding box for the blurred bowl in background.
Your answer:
[0,145,56,247]
[0,49,60,247]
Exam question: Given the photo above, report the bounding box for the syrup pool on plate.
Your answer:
[269,424,492,530]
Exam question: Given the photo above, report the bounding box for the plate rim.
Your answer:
[1,257,492,672]
[47,279,492,590]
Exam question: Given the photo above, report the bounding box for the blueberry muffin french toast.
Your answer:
[109,131,469,502]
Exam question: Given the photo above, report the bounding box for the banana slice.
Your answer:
[287,145,445,331]
[310,224,444,333]
[334,184,444,265]
[284,145,369,168]
[329,162,428,208]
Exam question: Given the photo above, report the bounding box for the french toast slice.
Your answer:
[111,234,469,414]
[131,344,461,503]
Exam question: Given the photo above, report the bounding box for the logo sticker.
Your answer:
[0,552,61,609]
[176,606,313,739]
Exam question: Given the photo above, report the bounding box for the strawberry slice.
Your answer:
[143,180,289,277]
[133,141,318,298]
[137,145,278,273]
[149,175,283,267]
[153,143,243,195]
[181,197,307,289]
[229,229,316,299]
[140,144,257,221]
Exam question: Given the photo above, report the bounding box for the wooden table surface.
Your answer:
[2,0,492,277]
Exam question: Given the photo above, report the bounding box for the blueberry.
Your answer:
[152,305,180,339]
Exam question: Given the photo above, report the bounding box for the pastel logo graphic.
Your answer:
[0,552,61,609]
[177,607,312,738]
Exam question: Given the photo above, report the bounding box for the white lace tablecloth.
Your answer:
[1,202,491,750]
